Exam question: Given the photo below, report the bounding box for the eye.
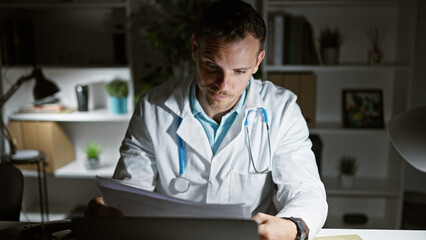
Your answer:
[206,62,218,70]
[235,70,246,75]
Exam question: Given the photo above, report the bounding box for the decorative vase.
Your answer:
[110,96,128,114]
[321,47,340,65]
[85,157,100,170]
[339,174,355,188]
[368,48,384,65]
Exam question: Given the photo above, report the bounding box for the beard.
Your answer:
[201,85,240,112]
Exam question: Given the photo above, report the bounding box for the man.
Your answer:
[88,1,327,239]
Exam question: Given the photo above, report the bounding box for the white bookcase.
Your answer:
[261,0,417,229]
[0,0,139,222]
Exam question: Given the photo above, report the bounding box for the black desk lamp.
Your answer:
[0,66,59,223]
[0,67,59,158]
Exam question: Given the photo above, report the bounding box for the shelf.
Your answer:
[323,177,401,198]
[265,64,410,72]
[0,2,127,9]
[1,64,130,69]
[9,108,132,122]
[325,215,395,229]
[309,123,388,135]
[20,204,71,222]
[54,160,116,179]
[267,0,402,8]
[20,160,116,178]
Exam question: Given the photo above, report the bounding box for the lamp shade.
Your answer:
[32,67,60,100]
[387,106,426,172]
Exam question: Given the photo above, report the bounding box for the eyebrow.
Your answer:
[200,55,253,71]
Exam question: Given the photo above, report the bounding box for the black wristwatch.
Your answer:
[283,217,307,240]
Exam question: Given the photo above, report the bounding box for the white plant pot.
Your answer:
[86,157,101,170]
[339,174,355,188]
[321,47,340,65]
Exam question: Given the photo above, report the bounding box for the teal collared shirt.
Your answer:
[189,81,247,155]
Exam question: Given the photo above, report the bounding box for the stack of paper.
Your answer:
[96,176,251,219]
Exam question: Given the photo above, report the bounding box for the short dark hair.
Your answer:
[195,0,266,50]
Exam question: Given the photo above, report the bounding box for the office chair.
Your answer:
[0,162,24,221]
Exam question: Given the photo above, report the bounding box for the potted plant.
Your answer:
[85,142,102,169]
[319,26,343,65]
[131,0,212,100]
[105,78,128,114]
[338,155,358,188]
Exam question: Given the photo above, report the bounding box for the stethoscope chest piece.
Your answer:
[173,176,190,193]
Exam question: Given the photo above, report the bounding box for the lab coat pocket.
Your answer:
[230,172,268,210]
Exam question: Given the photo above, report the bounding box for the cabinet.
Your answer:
[261,0,417,229]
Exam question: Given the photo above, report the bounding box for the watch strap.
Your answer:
[283,217,308,240]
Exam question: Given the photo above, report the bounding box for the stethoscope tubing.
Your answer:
[178,118,185,175]
[174,107,272,193]
[245,108,272,173]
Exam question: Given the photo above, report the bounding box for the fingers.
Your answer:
[252,212,270,224]
[252,213,272,239]
[252,213,297,240]
[85,197,124,217]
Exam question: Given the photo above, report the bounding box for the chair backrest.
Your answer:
[0,163,24,221]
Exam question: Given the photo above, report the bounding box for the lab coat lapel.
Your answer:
[177,116,212,161]
[164,75,213,161]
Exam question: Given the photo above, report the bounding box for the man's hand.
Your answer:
[85,197,124,217]
[252,213,297,240]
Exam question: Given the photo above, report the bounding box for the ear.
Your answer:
[252,49,265,74]
[191,34,198,60]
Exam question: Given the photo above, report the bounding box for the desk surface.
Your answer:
[1,221,426,240]
[317,228,426,240]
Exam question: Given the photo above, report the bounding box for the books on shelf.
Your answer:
[18,104,74,113]
[267,72,317,128]
[0,18,35,65]
[267,12,320,66]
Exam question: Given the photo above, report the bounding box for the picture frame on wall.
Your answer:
[342,89,384,128]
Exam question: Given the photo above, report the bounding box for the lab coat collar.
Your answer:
[164,75,193,118]
[165,75,213,160]
[213,76,267,156]
[244,76,266,112]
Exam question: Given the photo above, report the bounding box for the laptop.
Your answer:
[71,217,259,240]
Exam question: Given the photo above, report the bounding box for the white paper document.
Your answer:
[96,176,251,219]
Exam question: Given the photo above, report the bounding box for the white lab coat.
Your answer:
[113,75,327,239]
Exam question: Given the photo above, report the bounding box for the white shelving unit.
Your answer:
[9,108,132,122]
[0,0,133,222]
[262,0,417,229]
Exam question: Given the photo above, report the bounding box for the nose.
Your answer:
[215,71,231,91]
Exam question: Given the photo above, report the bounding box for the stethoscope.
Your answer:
[172,107,272,193]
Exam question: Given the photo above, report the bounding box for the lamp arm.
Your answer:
[0,72,35,158]
[0,112,15,157]
[0,73,34,108]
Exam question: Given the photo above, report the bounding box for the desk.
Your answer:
[1,221,426,240]
[316,228,426,240]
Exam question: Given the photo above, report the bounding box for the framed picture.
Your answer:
[342,89,384,128]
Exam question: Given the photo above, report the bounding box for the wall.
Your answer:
[404,0,426,194]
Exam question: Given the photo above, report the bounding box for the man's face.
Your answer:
[192,34,265,120]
